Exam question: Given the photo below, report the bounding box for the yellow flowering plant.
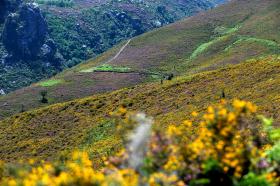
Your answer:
[129,100,278,185]
[0,100,279,186]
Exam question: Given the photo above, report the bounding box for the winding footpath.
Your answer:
[105,39,131,64]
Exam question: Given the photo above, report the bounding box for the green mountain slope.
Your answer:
[42,0,225,64]
[0,55,279,163]
[0,0,279,164]
[0,0,279,119]
[0,0,226,93]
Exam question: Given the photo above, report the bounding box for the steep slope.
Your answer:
[0,0,226,93]
[41,0,224,65]
[0,0,279,119]
[0,55,279,163]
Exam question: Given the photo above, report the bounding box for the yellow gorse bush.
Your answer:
[0,100,279,185]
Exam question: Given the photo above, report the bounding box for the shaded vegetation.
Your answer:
[42,0,221,67]
[35,0,74,7]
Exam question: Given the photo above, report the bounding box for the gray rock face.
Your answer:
[0,0,22,23]
[2,3,48,60]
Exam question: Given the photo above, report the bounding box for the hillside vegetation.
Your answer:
[0,0,279,185]
[0,0,224,92]
[0,0,279,119]
[1,99,280,185]
[0,55,280,163]
[42,0,222,65]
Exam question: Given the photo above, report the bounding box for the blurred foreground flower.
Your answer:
[1,100,279,186]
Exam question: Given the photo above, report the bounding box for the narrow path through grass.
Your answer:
[80,39,132,73]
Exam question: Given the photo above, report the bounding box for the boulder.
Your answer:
[0,89,5,95]
[40,39,57,60]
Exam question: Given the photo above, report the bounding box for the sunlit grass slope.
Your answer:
[1,100,280,185]
[0,0,279,119]
[0,55,279,164]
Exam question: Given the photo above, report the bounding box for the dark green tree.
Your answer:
[40,90,48,103]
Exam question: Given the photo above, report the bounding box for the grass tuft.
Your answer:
[225,36,280,52]
[190,25,241,60]
[38,79,64,87]
[80,64,131,73]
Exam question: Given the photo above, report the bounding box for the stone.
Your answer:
[0,89,5,95]
[40,39,57,60]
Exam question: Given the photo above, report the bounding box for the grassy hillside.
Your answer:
[0,1,279,184]
[0,0,225,93]
[0,0,279,119]
[0,55,280,164]
[1,99,279,185]
[41,0,222,65]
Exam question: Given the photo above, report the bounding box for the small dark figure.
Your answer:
[20,104,25,113]
[221,89,226,99]
[160,79,163,84]
[40,90,48,103]
[166,73,174,80]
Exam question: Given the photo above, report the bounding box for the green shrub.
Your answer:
[237,173,272,186]
[35,0,74,7]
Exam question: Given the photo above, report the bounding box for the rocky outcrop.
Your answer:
[0,0,22,23]
[1,2,63,66]
[2,3,48,60]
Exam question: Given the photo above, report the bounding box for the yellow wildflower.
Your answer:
[183,120,192,127]
[191,111,199,117]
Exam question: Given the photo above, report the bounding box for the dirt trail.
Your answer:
[106,39,131,64]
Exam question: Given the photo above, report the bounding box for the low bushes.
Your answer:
[0,100,279,185]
